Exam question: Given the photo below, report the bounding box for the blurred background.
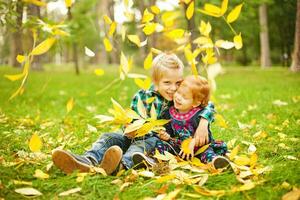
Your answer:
[0,0,298,73]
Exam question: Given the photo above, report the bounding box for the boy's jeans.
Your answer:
[84,132,159,169]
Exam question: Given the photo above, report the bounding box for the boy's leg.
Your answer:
[122,136,159,169]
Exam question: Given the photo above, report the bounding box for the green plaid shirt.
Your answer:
[130,85,215,123]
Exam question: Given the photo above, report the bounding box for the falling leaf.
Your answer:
[84,46,95,57]
[31,37,56,56]
[16,55,25,63]
[150,6,160,14]
[234,33,243,49]
[34,169,49,179]
[15,187,42,196]
[103,37,113,52]
[66,97,74,113]
[144,52,153,70]
[59,187,81,196]
[143,23,157,35]
[272,99,288,106]
[103,14,112,24]
[108,22,117,36]
[226,3,243,23]
[94,68,104,76]
[134,77,151,90]
[186,1,194,20]
[199,21,211,37]
[29,133,42,152]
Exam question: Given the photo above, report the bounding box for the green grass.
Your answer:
[0,66,299,199]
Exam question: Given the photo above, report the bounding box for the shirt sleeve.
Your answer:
[198,101,215,123]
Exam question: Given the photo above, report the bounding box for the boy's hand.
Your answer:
[194,118,209,147]
[179,138,195,160]
[158,130,170,141]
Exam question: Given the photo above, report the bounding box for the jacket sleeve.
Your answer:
[198,101,215,123]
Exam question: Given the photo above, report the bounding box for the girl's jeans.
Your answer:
[84,132,159,169]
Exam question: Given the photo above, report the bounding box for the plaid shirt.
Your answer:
[130,85,215,123]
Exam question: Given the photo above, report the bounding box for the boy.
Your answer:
[52,53,214,175]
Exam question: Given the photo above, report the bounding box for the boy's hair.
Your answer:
[182,75,210,107]
[152,53,184,84]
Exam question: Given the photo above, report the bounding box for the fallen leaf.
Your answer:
[15,187,42,196]
[272,100,288,106]
[13,180,32,186]
[138,170,155,178]
[66,97,74,113]
[29,133,42,152]
[34,169,49,179]
[58,187,81,196]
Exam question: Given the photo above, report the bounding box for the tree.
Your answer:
[291,0,300,72]
[259,3,271,67]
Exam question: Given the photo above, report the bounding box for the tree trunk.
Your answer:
[68,8,80,75]
[9,1,23,68]
[259,3,271,68]
[291,0,300,72]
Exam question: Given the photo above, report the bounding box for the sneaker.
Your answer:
[132,152,156,169]
[52,149,93,174]
[99,145,123,175]
[212,156,230,170]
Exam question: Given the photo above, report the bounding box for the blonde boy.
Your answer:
[52,53,214,174]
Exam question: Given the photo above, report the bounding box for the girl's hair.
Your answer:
[151,53,184,84]
[182,75,210,107]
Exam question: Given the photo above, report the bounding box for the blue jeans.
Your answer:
[84,132,159,169]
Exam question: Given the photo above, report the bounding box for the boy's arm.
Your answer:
[194,102,215,147]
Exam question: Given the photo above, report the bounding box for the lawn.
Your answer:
[0,65,299,199]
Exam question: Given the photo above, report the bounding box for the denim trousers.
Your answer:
[84,132,159,169]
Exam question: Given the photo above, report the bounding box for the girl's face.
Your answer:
[174,84,195,113]
[155,68,183,101]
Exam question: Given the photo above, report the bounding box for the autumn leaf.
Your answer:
[58,187,81,197]
[199,21,211,37]
[143,23,157,35]
[234,33,243,49]
[134,77,151,90]
[65,0,72,8]
[165,29,185,39]
[23,0,46,7]
[191,62,198,76]
[194,144,210,156]
[84,46,95,57]
[103,14,112,24]
[15,187,42,196]
[227,3,243,23]
[5,72,26,82]
[103,37,113,52]
[108,22,117,36]
[215,114,228,128]
[150,103,157,120]
[150,5,160,14]
[229,145,239,160]
[186,1,194,20]
[127,35,141,47]
[34,169,49,179]
[181,137,193,154]
[94,68,104,76]
[137,97,148,119]
[16,55,25,63]
[29,132,42,152]
[66,97,74,113]
[215,40,235,49]
[142,8,154,23]
[198,0,228,18]
[144,52,153,70]
[31,37,56,56]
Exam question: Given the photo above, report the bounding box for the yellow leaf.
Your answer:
[186,1,194,20]
[103,14,112,24]
[142,8,154,23]
[108,22,116,36]
[31,37,56,56]
[234,33,243,49]
[193,36,213,48]
[153,149,174,161]
[5,72,25,82]
[190,157,205,167]
[127,35,141,47]
[143,23,156,35]
[155,174,176,183]
[165,29,185,39]
[34,169,49,179]
[202,49,217,65]
[151,47,162,54]
[137,97,148,119]
[199,21,211,37]
[227,3,243,23]
[65,0,72,7]
[194,144,210,156]
[120,51,130,77]
[234,155,250,166]
[134,77,151,90]
[229,145,239,160]
[124,119,145,134]
[29,133,42,152]
[103,37,112,52]
[58,187,81,197]
[150,6,160,14]
[23,0,46,7]
[164,189,181,200]
[193,186,225,196]
[220,0,228,15]
[66,97,74,113]
[94,68,104,76]
[16,55,25,63]
[144,52,153,70]
[237,182,255,191]
[53,29,69,36]
[204,4,221,14]
[191,62,198,76]
[250,153,258,167]
[181,137,193,154]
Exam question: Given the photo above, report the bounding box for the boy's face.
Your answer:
[174,83,194,113]
[155,68,183,101]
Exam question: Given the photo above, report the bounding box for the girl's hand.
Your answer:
[158,130,171,141]
[194,118,209,147]
[179,138,195,160]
